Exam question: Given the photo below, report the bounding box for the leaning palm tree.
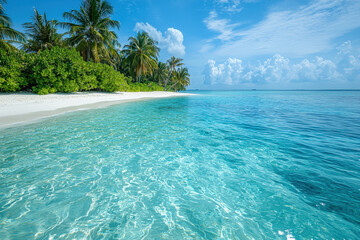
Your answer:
[60,0,120,63]
[22,9,63,53]
[0,0,25,51]
[166,56,184,90]
[168,67,190,91]
[123,31,160,82]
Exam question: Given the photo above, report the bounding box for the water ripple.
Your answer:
[0,91,360,239]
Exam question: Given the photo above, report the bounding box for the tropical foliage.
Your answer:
[0,47,131,94]
[170,67,190,91]
[0,0,25,51]
[167,56,184,72]
[0,49,29,91]
[166,56,184,90]
[0,0,190,94]
[61,0,120,63]
[153,62,168,88]
[123,32,159,82]
[22,9,62,53]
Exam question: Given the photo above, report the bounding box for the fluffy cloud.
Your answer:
[203,41,360,86]
[204,58,244,85]
[206,0,360,58]
[134,22,185,56]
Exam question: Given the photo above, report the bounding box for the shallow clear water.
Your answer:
[0,91,360,239]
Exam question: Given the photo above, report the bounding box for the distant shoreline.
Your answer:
[0,91,193,130]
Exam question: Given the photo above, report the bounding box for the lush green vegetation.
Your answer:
[0,0,25,51]
[0,49,28,92]
[22,9,63,53]
[0,47,130,94]
[0,0,190,94]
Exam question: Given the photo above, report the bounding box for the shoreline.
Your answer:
[0,91,192,130]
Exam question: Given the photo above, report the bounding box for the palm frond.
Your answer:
[61,0,120,63]
[22,8,62,52]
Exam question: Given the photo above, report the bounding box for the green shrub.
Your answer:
[0,47,167,94]
[0,50,29,92]
[149,83,163,91]
[28,47,130,94]
[76,62,98,91]
[28,47,85,93]
[128,83,140,92]
[128,81,163,92]
[89,62,130,92]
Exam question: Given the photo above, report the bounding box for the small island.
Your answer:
[0,0,190,94]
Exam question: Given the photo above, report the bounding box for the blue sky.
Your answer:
[6,0,360,89]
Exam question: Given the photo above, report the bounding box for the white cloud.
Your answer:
[204,58,244,85]
[215,0,243,12]
[204,11,239,41]
[207,0,360,58]
[134,22,185,56]
[336,41,360,79]
[134,22,162,41]
[203,41,360,86]
[166,28,185,56]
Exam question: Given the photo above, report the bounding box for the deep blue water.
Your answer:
[0,91,359,239]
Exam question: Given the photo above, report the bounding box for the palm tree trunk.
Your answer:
[163,79,168,91]
[137,71,141,82]
[168,81,178,91]
[86,47,91,62]
[164,71,173,90]
[138,66,142,82]
[93,42,99,63]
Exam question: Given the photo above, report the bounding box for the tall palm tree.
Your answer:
[22,8,62,53]
[153,61,168,87]
[168,67,190,91]
[0,0,25,51]
[61,0,120,63]
[123,32,159,82]
[167,56,183,72]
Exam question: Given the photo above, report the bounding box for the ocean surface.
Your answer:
[0,91,359,239]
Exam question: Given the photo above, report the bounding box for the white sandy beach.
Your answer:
[0,91,192,129]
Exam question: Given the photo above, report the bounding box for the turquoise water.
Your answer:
[0,91,359,239]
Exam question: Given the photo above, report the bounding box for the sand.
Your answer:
[0,91,192,129]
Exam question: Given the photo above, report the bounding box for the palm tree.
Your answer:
[61,0,120,63]
[166,56,184,90]
[153,61,168,88]
[115,50,131,76]
[123,31,160,82]
[0,0,6,23]
[0,0,25,51]
[22,8,62,53]
[167,56,183,72]
[168,67,190,91]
